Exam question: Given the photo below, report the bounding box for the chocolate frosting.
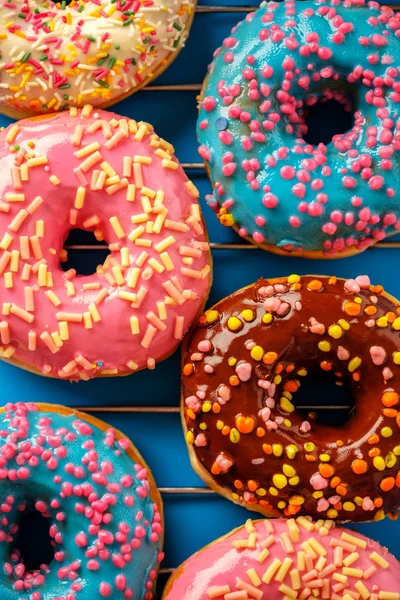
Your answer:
[181,275,400,521]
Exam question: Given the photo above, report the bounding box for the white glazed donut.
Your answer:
[0,0,195,118]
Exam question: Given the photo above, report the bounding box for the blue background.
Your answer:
[0,0,399,595]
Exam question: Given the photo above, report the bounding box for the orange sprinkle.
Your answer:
[373,284,384,294]
[352,459,368,475]
[256,427,265,437]
[308,279,323,291]
[364,305,377,316]
[234,480,243,489]
[229,375,240,387]
[353,372,360,382]
[319,464,335,478]
[306,455,317,462]
[383,408,397,418]
[186,409,196,421]
[344,301,361,316]
[247,480,258,492]
[368,434,380,444]
[262,444,273,454]
[263,352,278,365]
[336,440,344,447]
[382,391,399,407]
[212,403,221,414]
[275,363,284,375]
[397,413,400,428]
[221,426,230,436]
[387,311,397,323]
[283,380,299,393]
[396,472,400,488]
[290,283,301,291]
[336,484,348,496]
[211,463,221,476]
[374,497,383,508]
[329,276,337,285]
[330,476,341,488]
[286,364,295,373]
[320,361,332,371]
[235,415,255,434]
[183,363,193,376]
[369,447,381,458]
[380,477,395,492]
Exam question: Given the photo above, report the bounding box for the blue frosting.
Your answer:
[0,403,162,599]
[197,0,400,256]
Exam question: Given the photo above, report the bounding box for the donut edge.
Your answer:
[0,401,165,597]
[180,275,400,524]
[198,73,398,259]
[0,112,213,380]
[0,1,198,121]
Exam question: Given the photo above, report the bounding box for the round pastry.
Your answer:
[0,401,163,599]
[197,0,400,258]
[182,274,400,522]
[0,0,196,119]
[0,106,211,380]
[163,518,400,600]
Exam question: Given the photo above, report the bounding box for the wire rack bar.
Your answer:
[160,487,215,494]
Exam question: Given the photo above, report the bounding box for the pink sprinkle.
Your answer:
[310,473,328,491]
[235,361,252,382]
[370,346,386,366]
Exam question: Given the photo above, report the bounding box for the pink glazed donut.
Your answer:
[0,106,212,380]
[163,518,400,600]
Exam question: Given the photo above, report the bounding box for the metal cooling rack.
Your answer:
[64,2,400,579]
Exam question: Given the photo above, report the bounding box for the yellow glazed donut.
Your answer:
[0,0,196,118]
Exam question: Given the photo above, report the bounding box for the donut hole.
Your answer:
[302,96,355,146]
[11,506,54,571]
[61,229,110,276]
[293,372,355,427]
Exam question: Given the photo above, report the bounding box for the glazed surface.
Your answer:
[0,402,163,599]
[0,107,211,380]
[182,275,400,521]
[198,0,400,257]
[163,518,400,600]
[0,0,194,116]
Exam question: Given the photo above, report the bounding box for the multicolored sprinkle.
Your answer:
[0,0,194,116]
[182,275,400,521]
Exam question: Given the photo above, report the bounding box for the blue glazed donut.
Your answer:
[0,402,163,600]
[198,0,400,258]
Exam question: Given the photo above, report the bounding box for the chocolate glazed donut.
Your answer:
[181,275,400,522]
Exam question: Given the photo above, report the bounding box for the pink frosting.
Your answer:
[0,107,211,380]
[163,519,400,599]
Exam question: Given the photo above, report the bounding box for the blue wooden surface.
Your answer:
[0,0,399,594]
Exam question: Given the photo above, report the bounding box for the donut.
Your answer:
[181,274,400,522]
[162,518,400,600]
[0,107,211,380]
[0,401,163,599]
[0,0,196,119]
[197,0,400,258]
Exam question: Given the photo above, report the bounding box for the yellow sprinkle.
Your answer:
[348,356,362,372]
[381,427,393,438]
[377,316,388,328]
[318,341,331,352]
[227,316,242,331]
[328,325,343,339]
[288,274,300,283]
[393,352,400,365]
[109,216,126,239]
[250,345,264,361]
[272,474,287,489]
